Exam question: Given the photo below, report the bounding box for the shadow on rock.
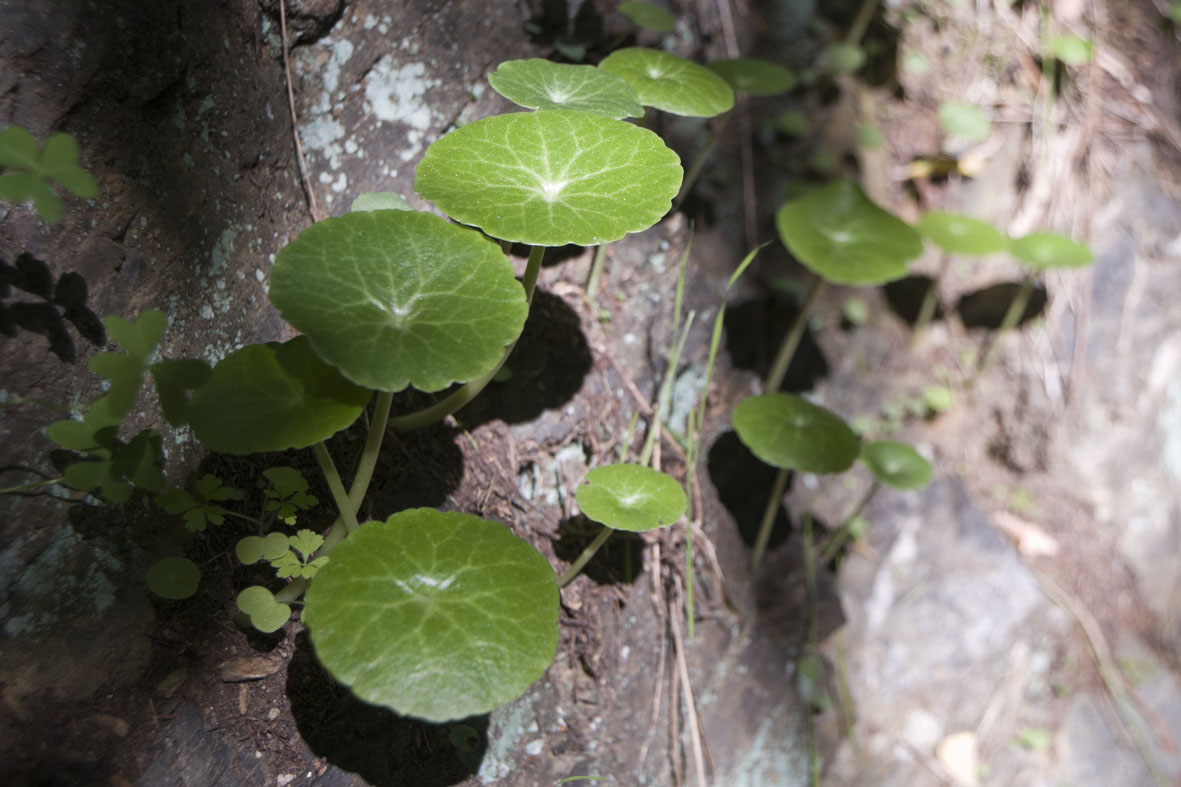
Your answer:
[287,631,489,787]
[957,282,1048,329]
[508,242,585,268]
[883,274,942,327]
[456,289,593,428]
[553,515,645,586]
[723,296,828,393]
[370,422,466,520]
[707,430,793,550]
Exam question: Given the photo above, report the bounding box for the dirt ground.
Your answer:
[3,0,1181,786]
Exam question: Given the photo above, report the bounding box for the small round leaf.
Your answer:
[732,393,860,474]
[488,59,643,119]
[148,557,201,600]
[269,210,527,392]
[236,586,291,633]
[917,212,1008,256]
[236,532,291,564]
[599,48,734,118]
[938,101,991,143]
[303,509,559,722]
[1049,34,1091,66]
[820,43,866,75]
[776,180,922,285]
[618,2,676,31]
[708,58,796,96]
[187,337,372,455]
[861,441,932,490]
[575,463,687,532]
[1009,232,1093,270]
[415,110,682,246]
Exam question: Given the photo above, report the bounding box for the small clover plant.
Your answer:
[0,126,98,223]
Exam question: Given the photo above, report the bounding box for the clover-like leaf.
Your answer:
[236,532,291,564]
[599,48,734,118]
[289,529,324,559]
[708,58,796,96]
[1009,232,1093,270]
[776,180,922,285]
[861,441,932,490]
[917,212,1008,256]
[237,586,291,633]
[187,336,372,455]
[732,393,860,474]
[40,133,98,198]
[350,192,413,212]
[261,466,317,525]
[303,508,559,722]
[488,59,643,119]
[148,557,201,600]
[416,110,682,247]
[0,126,39,169]
[575,463,686,532]
[618,2,676,31]
[938,101,991,143]
[269,210,527,392]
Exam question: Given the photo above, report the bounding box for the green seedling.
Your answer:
[146,556,201,601]
[818,440,932,565]
[489,59,643,119]
[978,230,1093,374]
[1048,34,1092,66]
[913,211,1008,337]
[0,126,98,222]
[260,466,318,526]
[732,393,860,572]
[617,2,676,32]
[556,463,687,587]
[157,474,246,532]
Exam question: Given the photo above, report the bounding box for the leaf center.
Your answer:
[538,180,568,202]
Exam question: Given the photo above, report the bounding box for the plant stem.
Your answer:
[672,132,717,211]
[802,511,822,787]
[390,245,545,431]
[976,272,1035,379]
[817,480,879,566]
[750,466,791,573]
[0,477,65,494]
[556,525,613,588]
[585,244,608,300]
[348,391,393,514]
[764,276,824,393]
[845,0,879,47]
[911,252,949,341]
[640,311,695,467]
[312,442,359,534]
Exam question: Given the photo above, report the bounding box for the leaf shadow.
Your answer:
[287,631,489,787]
[956,281,1047,329]
[882,274,942,327]
[723,296,829,393]
[455,289,593,428]
[1,252,106,363]
[706,430,794,550]
[553,514,645,586]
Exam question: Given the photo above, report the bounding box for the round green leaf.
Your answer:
[415,110,682,246]
[0,125,40,169]
[708,58,796,96]
[303,509,559,723]
[236,586,291,633]
[269,210,527,391]
[618,2,676,31]
[732,393,860,474]
[1049,34,1091,66]
[236,532,291,564]
[820,43,866,75]
[1009,232,1093,270]
[938,101,991,143]
[775,180,922,285]
[488,59,643,119]
[598,48,734,118]
[575,463,686,532]
[861,441,932,490]
[187,337,372,455]
[917,212,1007,256]
[148,557,200,600]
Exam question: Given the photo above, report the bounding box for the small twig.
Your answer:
[279,0,322,222]
[671,571,711,787]
[638,542,669,771]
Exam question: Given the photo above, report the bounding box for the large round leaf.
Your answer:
[732,393,859,474]
[187,337,371,455]
[861,441,932,490]
[269,210,527,392]
[708,58,796,96]
[415,110,682,246]
[303,509,559,722]
[598,48,734,118]
[488,59,643,119]
[775,180,922,285]
[917,212,1007,256]
[576,463,686,532]
[1009,232,1093,270]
